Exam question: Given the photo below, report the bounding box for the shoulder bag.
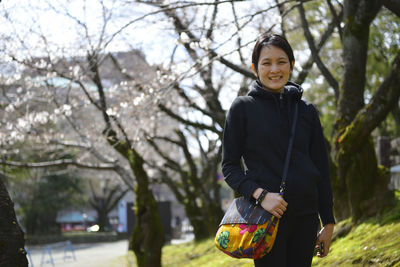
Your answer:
[215,102,299,259]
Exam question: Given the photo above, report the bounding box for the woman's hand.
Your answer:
[260,192,288,218]
[252,188,288,218]
[315,223,334,257]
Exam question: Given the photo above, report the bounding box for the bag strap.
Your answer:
[280,102,299,195]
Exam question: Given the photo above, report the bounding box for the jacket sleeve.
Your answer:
[309,105,336,226]
[221,97,260,200]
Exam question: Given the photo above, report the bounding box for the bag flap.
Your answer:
[219,197,273,225]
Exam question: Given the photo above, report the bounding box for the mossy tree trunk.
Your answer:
[88,52,164,267]
[105,137,164,267]
[127,149,164,267]
[331,0,400,221]
[0,178,28,267]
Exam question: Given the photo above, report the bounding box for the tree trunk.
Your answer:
[97,206,108,232]
[184,196,223,241]
[127,150,164,267]
[0,179,28,267]
[332,0,395,221]
[334,136,394,221]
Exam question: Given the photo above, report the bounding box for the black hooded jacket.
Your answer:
[222,80,335,226]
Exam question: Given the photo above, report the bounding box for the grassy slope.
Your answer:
[112,191,400,267]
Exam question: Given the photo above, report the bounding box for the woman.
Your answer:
[221,33,335,266]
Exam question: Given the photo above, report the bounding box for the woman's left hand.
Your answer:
[315,223,334,258]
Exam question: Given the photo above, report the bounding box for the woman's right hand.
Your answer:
[260,193,288,218]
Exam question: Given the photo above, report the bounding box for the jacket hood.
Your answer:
[247,80,303,101]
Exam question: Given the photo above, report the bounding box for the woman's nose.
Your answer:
[270,64,280,73]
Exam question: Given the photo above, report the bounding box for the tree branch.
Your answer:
[212,51,256,79]
[0,159,116,170]
[158,103,219,133]
[327,0,343,40]
[298,2,339,98]
[158,168,185,203]
[173,84,215,119]
[294,6,343,86]
[339,51,400,150]
[175,130,198,180]
[107,53,135,80]
[146,135,183,172]
[206,0,219,39]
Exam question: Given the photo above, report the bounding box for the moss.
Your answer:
[333,110,395,221]
[108,200,400,267]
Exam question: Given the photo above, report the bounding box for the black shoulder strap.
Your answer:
[280,102,299,195]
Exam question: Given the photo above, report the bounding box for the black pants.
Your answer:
[254,213,319,267]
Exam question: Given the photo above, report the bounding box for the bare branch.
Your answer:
[158,103,220,134]
[0,159,116,170]
[274,0,287,37]
[340,51,400,150]
[107,53,135,80]
[175,129,197,181]
[103,0,245,50]
[298,2,339,98]
[113,165,135,191]
[146,135,183,172]
[206,0,219,39]
[294,7,343,86]
[174,84,216,119]
[230,1,245,64]
[327,0,343,40]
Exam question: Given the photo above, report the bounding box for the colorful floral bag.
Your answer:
[215,102,298,259]
[215,197,279,259]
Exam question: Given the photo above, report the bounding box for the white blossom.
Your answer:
[6,122,13,130]
[64,109,72,117]
[34,111,49,124]
[180,32,191,44]
[17,118,30,130]
[199,37,212,50]
[49,114,58,122]
[5,104,15,112]
[120,102,128,108]
[189,42,199,49]
[133,94,144,106]
[106,107,118,116]
[73,65,80,77]
[62,104,72,116]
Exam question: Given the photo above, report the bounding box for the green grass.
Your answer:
[110,192,400,266]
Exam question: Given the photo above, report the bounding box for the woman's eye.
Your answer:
[263,62,270,65]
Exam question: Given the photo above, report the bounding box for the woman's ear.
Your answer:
[251,63,257,76]
[291,61,295,71]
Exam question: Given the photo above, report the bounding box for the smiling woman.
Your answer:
[220,33,335,267]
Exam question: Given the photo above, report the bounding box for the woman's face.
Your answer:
[252,45,294,92]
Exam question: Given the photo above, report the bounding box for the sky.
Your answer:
[0,0,175,64]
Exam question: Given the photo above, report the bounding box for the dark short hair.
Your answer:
[251,33,295,73]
